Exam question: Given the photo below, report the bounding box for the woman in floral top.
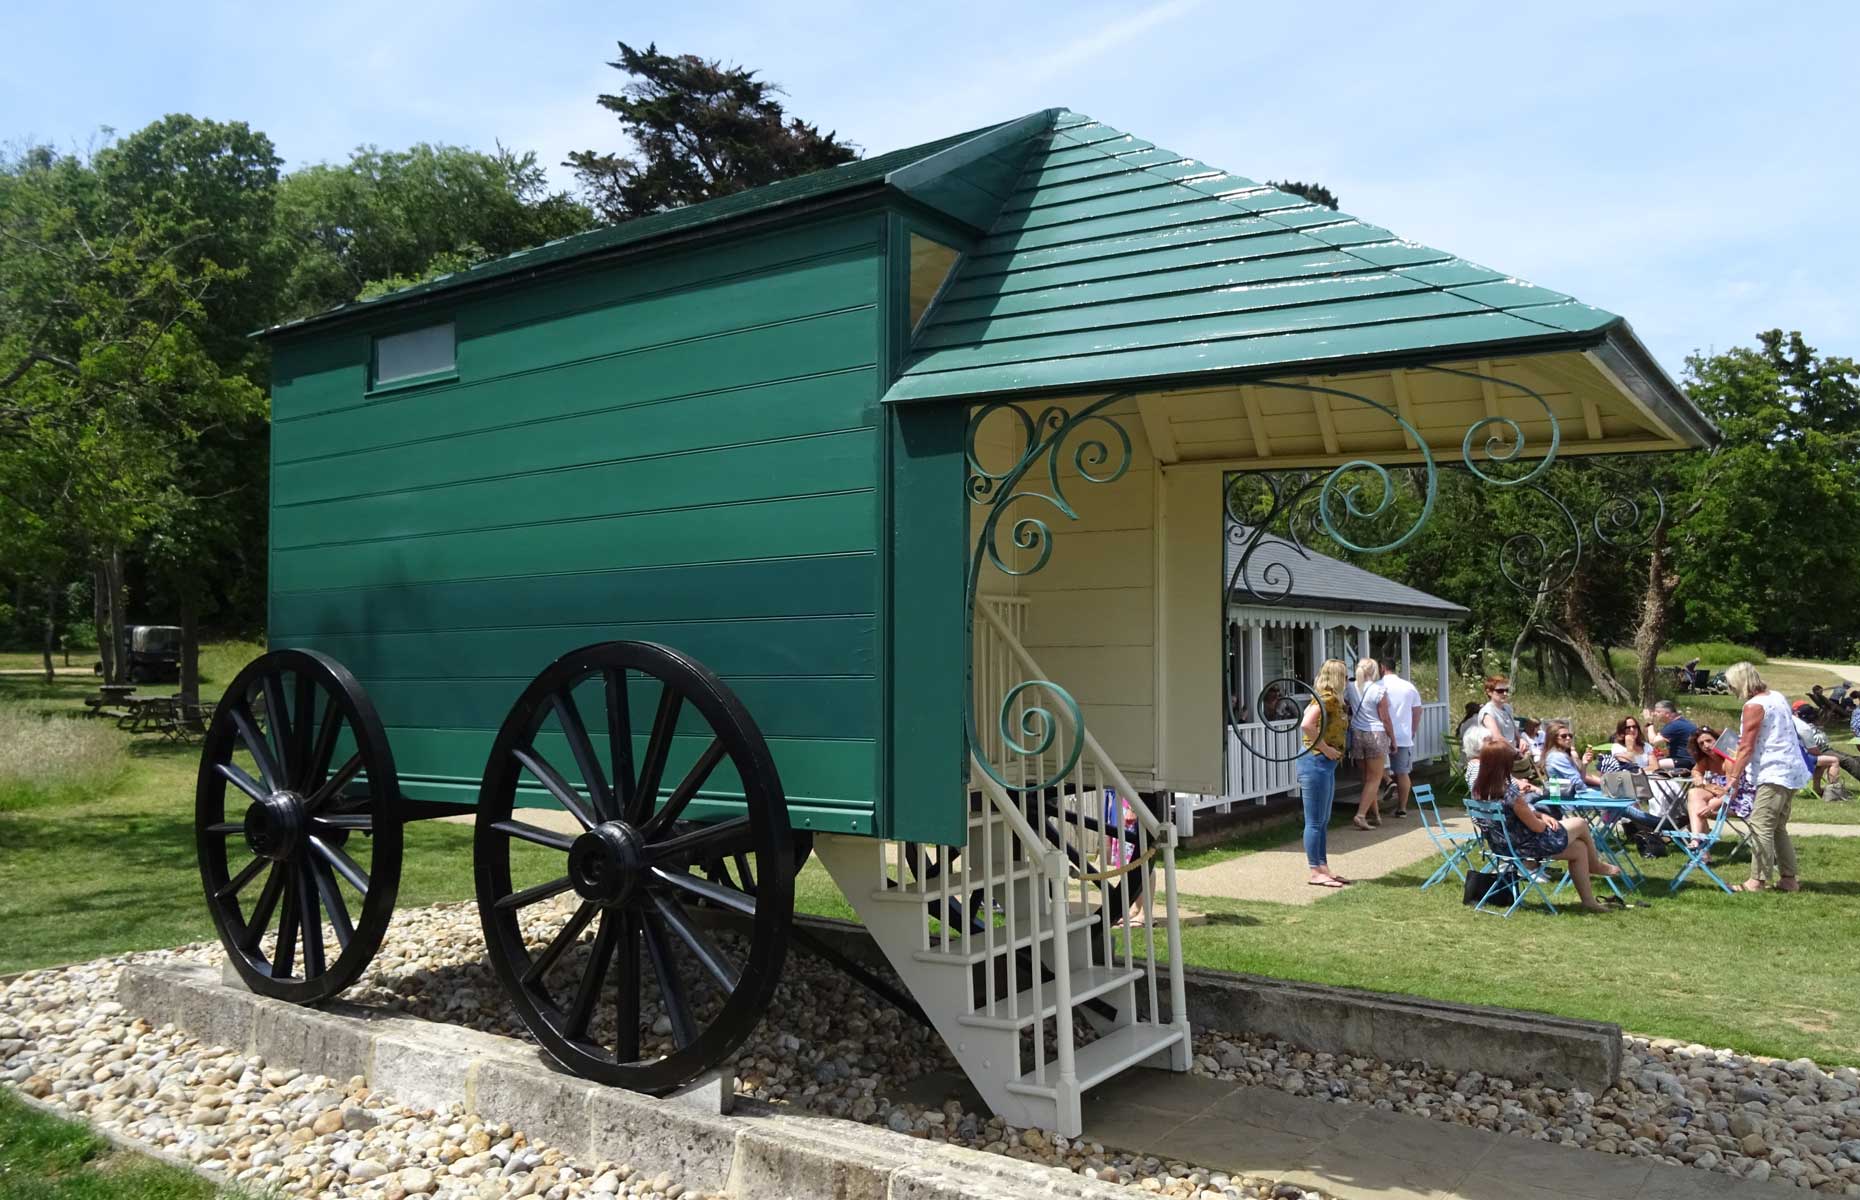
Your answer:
[1471,741,1619,913]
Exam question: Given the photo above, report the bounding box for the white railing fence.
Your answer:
[1225,721,1303,804]
[1417,701,1449,763]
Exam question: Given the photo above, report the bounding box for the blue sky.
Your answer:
[7,0,1856,376]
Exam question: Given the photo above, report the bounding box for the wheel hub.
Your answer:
[244,792,307,862]
[569,822,647,905]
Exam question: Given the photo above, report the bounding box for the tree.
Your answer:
[566,41,858,221]
[275,143,592,314]
[1268,180,1340,210]
[1,139,265,681]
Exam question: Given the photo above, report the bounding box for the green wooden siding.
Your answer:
[268,214,889,833]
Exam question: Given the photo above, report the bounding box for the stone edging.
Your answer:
[9,1085,230,1190]
[116,961,1131,1200]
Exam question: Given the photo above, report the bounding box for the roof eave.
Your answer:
[1590,322,1719,449]
[1226,591,1468,621]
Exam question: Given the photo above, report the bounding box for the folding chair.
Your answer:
[1662,785,1737,894]
[1464,797,1561,916]
[1412,783,1482,890]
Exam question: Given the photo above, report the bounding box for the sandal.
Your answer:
[1352,817,1372,831]
[1777,877,1801,893]
[1307,876,1346,889]
[1739,879,1766,893]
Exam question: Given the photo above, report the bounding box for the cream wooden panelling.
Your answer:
[1020,587,1153,648]
[1026,645,1156,707]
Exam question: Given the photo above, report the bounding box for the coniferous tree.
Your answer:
[566,42,858,221]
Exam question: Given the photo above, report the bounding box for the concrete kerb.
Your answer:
[114,960,1130,1200]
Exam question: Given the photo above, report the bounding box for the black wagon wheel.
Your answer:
[475,640,793,1094]
[197,649,402,1004]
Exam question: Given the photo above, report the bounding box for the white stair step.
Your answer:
[1005,1023,1186,1099]
[912,902,1097,966]
[866,862,1034,904]
[958,964,1142,1031]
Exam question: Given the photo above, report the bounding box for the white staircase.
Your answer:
[813,597,1190,1136]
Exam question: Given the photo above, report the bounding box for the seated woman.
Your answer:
[1608,715,1673,772]
[1685,727,1751,836]
[1540,721,1601,793]
[1469,741,1619,913]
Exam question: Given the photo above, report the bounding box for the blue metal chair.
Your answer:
[1412,783,1481,890]
[1663,782,1738,895]
[1464,796,1561,916]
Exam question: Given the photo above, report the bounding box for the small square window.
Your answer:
[373,322,455,387]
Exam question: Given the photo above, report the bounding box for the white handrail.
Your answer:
[975,598,1164,839]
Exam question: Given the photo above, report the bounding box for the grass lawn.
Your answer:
[0,1090,222,1200]
[1168,836,1860,1068]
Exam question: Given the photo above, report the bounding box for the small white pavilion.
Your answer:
[1177,539,1467,835]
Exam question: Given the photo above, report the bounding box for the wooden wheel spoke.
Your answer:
[491,820,577,854]
[513,747,597,831]
[633,684,684,820]
[262,673,294,786]
[645,815,752,865]
[305,752,364,813]
[565,912,619,1041]
[523,902,597,986]
[650,892,740,993]
[296,859,326,978]
[309,835,370,895]
[230,702,283,794]
[733,852,756,897]
[606,667,638,821]
[205,821,245,837]
[306,694,343,794]
[551,692,614,823]
[614,910,642,1062]
[494,875,574,911]
[313,813,373,832]
[273,866,300,978]
[310,859,354,952]
[216,762,269,805]
[648,865,755,918]
[641,912,697,1050]
[638,738,726,838]
[290,672,317,791]
[215,855,268,900]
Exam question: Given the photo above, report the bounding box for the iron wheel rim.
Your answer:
[474,640,793,1093]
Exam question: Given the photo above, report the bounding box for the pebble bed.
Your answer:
[2,898,1855,1197]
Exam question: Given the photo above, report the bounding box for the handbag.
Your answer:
[1462,868,1516,907]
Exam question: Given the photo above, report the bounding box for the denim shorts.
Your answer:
[1388,744,1414,775]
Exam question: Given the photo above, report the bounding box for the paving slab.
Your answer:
[1084,1069,1808,1200]
[1174,819,1450,905]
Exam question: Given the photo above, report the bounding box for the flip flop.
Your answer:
[1307,877,1346,889]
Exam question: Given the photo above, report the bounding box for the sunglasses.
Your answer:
[1492,687,1510,695]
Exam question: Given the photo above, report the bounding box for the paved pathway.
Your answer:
[1084,1069,1804,1200]
[1174,817,1450,905]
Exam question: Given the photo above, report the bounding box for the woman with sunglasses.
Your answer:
[1478,676,1528,757]
[1540,721,1603,792]
[1608,716,1667,771]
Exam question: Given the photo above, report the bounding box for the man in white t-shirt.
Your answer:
[1378,657,1424,817]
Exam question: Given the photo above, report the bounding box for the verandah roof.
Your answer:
[886,112,1715,466]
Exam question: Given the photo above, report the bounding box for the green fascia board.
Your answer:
[887,110,1707,448]
[255,114,1062,340]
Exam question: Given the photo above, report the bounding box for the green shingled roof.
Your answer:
[887,111,1629,402]
[257,112,1052,337]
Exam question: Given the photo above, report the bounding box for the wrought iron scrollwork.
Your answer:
[964,393,1135,791]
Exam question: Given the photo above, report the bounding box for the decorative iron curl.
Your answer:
[1498,484,1583,597]
[964,392,1136,791]
[1421,364,1561,487]
[1591,484,1665,551]
[1224,675,1325,764]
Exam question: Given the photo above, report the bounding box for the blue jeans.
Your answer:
[1297,753,1339,868]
